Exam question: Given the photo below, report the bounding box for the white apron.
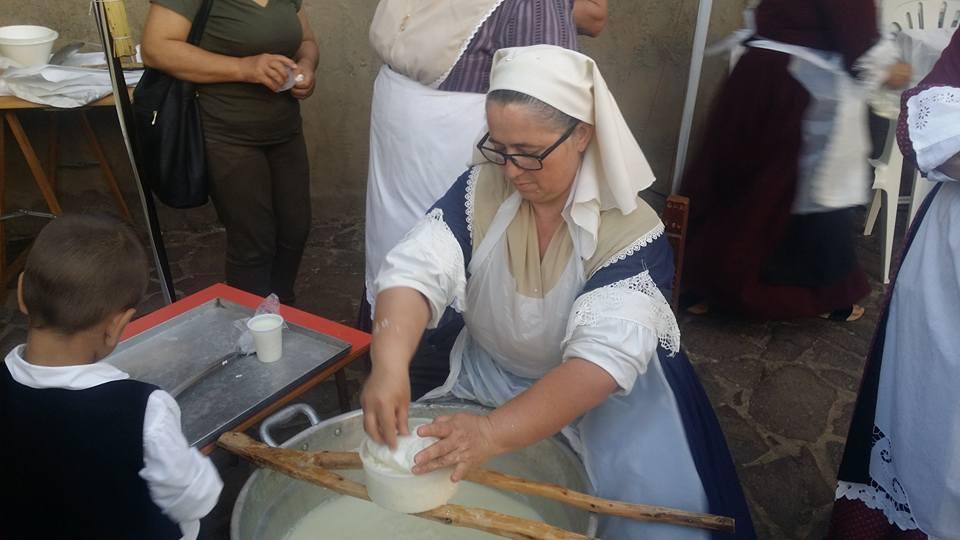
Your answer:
[421,193,711,539]
[872,181,960,537]
[364,65,487,305]
[747,39,872,214]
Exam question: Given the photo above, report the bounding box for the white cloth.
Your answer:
[4,346,223,540]
[0,65,142,108]
[364,65,486,307]
[369,0,506,88]
[744,39,897,213]
[906,86,960,177]
[485,45,657,259]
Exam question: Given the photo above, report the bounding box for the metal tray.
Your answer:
[106,298,351,448]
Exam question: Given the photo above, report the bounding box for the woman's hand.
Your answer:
[239,53,299,92]
[291,62,316,99]
[413,414,503,482]
[360,361,412,449]
[884,63,913,89]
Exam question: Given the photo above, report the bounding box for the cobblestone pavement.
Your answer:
[0,199,895,539]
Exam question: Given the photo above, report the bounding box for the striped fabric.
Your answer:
[439,0,577,93]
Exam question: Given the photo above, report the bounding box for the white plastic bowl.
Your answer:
[0,25,58,67]
[359,418,459,514]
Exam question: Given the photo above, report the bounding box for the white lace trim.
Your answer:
[425,209,467,314]
[911,87,960,131]
[567,271,681,355]
[836,481,919,531]
[907,86,960,173]
[374,208,467,320]
[594,222,666,273]
[429,0,508,88]
[465,167,479,236]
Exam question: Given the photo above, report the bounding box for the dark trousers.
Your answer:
[206,134,311,304]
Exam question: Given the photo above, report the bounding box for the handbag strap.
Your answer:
[187,0,215,46]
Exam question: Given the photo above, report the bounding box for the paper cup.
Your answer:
[246,314,284,363]
[0,26,58,67]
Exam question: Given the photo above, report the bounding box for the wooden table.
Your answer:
[0,92,132,301]
[120,283,371,455]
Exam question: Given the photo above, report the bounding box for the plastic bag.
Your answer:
[277,68,304,93]
[235,293,285,355]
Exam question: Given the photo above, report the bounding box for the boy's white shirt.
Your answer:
[4,345,223,540]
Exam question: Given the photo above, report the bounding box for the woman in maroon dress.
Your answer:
[829,29,960,539]
[680,0,911,321]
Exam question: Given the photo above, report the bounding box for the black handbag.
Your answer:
[132,0,214,209]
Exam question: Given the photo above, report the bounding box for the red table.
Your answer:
[122,283,371,455]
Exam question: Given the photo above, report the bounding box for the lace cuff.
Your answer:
[906,86,960,174]
[560,271,680,393]
[374,208,467,328]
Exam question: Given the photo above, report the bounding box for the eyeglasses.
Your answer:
[476,122,578,171]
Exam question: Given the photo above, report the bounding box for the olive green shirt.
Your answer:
[150,0,304,145]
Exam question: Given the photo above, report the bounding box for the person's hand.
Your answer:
[360,362,411,449]
[413,413,503,482]
[884,63,913,89]
[291,62,316,99]
[239,53,298,92]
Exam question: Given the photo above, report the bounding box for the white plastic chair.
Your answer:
[864,0,960,283]
[885,0,960,33]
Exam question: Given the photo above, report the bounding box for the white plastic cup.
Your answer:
[246,314,284,363]
[0,26,58,67]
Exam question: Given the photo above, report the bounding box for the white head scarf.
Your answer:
[486,45,657,259]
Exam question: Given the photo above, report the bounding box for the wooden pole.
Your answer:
[220,432,735,534]
[309,449,734,533]
[219,432,590,540]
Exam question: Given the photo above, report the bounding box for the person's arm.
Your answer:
[291,6,319,99]
[937,153,960,179]
[360,287,431,448]
[140,3,297,91]
[573,0,607,38]
[415,359,617,481]
[140,391,223,528]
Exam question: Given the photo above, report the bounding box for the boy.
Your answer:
[1,214,223,539]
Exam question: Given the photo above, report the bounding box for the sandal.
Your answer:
[686,302,710,315]
[819,304,865,322]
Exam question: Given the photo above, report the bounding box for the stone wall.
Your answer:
[1,0,749,234]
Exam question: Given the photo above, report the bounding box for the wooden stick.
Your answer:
[309,451,734,533]
[219,432,590,540]
[225,433,736,534]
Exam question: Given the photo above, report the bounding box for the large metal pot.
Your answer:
[231,401,598,539]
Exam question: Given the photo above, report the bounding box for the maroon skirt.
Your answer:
[680,47,869,319]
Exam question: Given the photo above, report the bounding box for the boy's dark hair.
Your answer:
[22,213,149,333]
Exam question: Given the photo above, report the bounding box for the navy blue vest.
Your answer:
[0,362,182,539]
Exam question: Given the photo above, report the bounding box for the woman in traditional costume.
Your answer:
[361,45,755,539]
[361,0,595,396]
[829,30,960,539]
[679,0,911,321]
